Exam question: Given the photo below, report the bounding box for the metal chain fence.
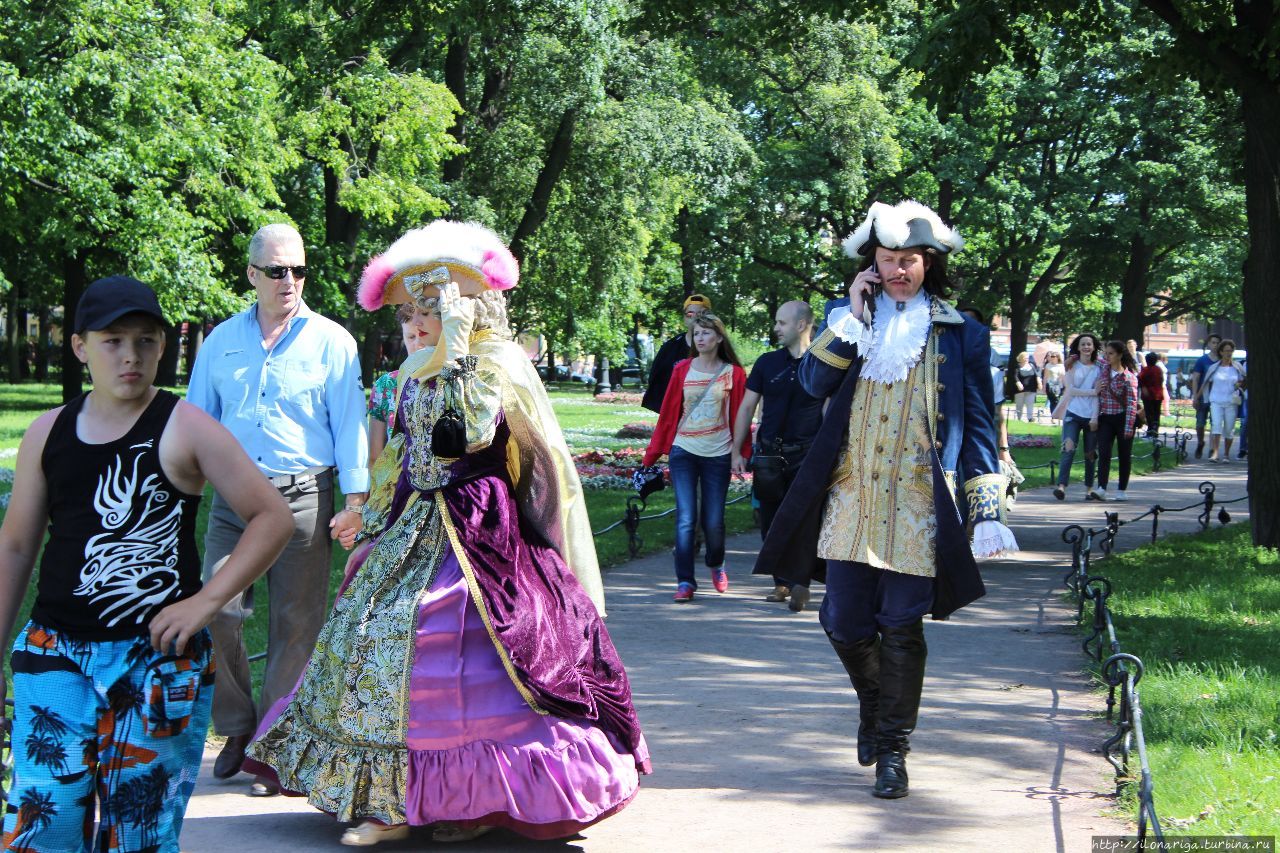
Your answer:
[1060,479,1248,846]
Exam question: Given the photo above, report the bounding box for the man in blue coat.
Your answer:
[754,200,1017,799]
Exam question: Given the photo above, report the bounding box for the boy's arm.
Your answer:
[0,409,58,712]
[148,404,292,654]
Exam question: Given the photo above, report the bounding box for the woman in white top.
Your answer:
[1052,333,1102,500]
[1193,338,1246,463]
[1042,351,1066,421]
[643,313,750,602]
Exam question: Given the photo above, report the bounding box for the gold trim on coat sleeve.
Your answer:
[963,472,1007,524]
[810,328,854,369]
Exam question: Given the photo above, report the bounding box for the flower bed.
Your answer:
[1009,435,1054,448]
[590,391,645,406]
[571,447,751,492]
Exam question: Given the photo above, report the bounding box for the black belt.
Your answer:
[268,465,333,489]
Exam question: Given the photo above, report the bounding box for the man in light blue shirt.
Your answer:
[187,223,369,796]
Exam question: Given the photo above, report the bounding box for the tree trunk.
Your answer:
[186,320,204,384]
[675,205,697,298]
[35,306,50,381]
[1241,81,1280,546]
[5,285,19,383]
[1114,227,1154,345]
[61,252,87,402]
[360,320,383,388]
[442,32,470,184]
[156,323,180,387]
[1005,284,1031,400]
[509,108,577,261]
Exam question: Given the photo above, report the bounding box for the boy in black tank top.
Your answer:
[0,276,292,852]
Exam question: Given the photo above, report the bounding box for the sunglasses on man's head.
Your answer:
[252,263,308,280]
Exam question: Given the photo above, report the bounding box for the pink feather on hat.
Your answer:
[481,246,519,291]
[358,255,396,311]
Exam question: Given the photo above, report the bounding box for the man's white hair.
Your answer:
[248,223,303,264]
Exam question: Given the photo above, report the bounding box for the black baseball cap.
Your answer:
[75,276,167,334]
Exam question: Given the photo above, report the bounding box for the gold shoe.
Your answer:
[432,824,494,843]
[764,584,790,602]
[340,821,410,847]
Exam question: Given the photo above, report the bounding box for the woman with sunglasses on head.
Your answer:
[1093,341,1140,501]
[642,313,750,602]
[1051,333,1102,501]
[1042,351,1065,421]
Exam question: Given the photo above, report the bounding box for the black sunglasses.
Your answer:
[252,263,308,280]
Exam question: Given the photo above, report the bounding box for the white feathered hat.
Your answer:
[357,220,519,311]
[843,200,964,260]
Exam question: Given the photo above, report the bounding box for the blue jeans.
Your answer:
[1057,413,1097,488]
[669,445,730,588]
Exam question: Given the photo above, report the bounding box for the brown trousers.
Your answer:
[202,470,334,736]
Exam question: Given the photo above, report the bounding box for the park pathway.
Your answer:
[180,454,1249,852]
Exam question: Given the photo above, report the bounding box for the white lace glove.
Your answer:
[438,280,476,362]
[972,520,1019,559]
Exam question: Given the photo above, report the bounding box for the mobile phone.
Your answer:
[864,265,882,321]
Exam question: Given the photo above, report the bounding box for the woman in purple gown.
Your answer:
[245,221,650,846]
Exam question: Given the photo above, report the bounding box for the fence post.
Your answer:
[1198,481,1216,531]
[624,496,645,558]
[1152,440,1161,472]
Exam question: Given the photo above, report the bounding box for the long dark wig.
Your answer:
[856,249,954,299]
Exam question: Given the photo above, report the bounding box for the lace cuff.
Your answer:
[826,305,871,347]
[972,520,1019,559]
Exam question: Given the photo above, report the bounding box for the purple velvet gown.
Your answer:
[245,372,650,838]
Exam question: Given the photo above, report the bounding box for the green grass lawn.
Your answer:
[1085,524,1280,834]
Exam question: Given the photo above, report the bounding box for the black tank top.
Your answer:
[34,389,203,640]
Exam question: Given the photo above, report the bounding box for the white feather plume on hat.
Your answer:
[842,200,964,259]
[358,220,519,311]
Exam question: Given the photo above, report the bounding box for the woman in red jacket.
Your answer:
[1136,351,1165,438]
[642,313,750,602]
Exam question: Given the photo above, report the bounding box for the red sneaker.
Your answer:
[710,567,729,593]
[673,583,695,602]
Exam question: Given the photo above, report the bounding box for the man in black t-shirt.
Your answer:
[641,293,712,412]
[732,301,824,610]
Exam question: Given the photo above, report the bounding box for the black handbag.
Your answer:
[431,361,469,460]
[750,442,806,503]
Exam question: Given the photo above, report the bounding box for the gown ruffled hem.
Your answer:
[245,720,643,837]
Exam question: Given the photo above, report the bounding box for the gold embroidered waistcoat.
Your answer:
[817,360,937,577]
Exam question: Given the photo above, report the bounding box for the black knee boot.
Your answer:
[873,621,927,799]
[826,633,879,766]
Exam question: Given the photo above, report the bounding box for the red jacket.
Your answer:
[642,359,751,466]
[1137,365,1165,401]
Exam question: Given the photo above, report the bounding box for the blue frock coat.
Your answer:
[752,296,1003,619]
